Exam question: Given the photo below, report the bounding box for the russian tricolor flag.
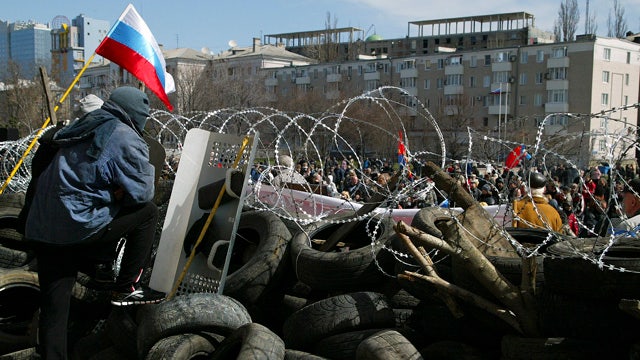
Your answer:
[96,4,175,111]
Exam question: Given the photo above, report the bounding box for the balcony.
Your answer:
[444,84,464,95]
[295,76,311,85]
[546,79,569,91]
[399,67,418,78]
[265,78,278,86]
[545,102,569,113]
[488,105,511,115]
[547,57,570,68]
[327,73,342,82]
[491,61,513,72]
[364,71,380,81]
[445,64,464,75]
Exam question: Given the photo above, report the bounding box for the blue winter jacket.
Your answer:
[25,101,155,244]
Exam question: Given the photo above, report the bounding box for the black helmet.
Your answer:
[527,172,547,189]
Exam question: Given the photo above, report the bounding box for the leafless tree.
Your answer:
[584,0,598,34]
[0,61,49,136]
[554,0,580,42]
[607,0,628,38]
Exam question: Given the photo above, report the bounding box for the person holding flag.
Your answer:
[24,4,172,358]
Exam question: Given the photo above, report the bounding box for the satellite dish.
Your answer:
[201,47,211,54]
[228,40,238,48]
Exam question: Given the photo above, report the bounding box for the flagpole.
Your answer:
[498,83,502,149]
[0,53,97,195]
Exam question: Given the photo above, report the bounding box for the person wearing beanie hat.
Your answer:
[512,172,563,232]
[24,86,164,358]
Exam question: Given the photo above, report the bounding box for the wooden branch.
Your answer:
[396,229,462,317]
[402,271,523,334]
[395,221,458,255]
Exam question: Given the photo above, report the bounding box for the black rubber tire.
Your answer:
[221,211,292,306]
[312,328,385,360]
[88,346,127,360]
[410,206,455,239]
[145,333,218,360]
[537,289,640,343]
[355,329,422,360]
[290,216,395,291]
[282,291,395,351]
[136,292,252,358]
[501,334,622,360]
[210,322,285,360]
[0,347,37,360]
[284,349,328,359]
[105,308,138,359]
[72,328,114,360]
[0,215,34,270]
[419,340,491,359]
[544,237,640,300]
[0,193,25,218]
[0,271,41,354]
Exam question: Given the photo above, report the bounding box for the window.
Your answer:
[536,50,544,62]
[448,55,462,65]
[601,93,609,106]
[520,51,528,64]
[535,72,544,84]
[599,139,607,152]
[547,89,567,103]
[469,76,476,88]
[445,74,463,86]
[519,73,527,85]
[400,77,417,88]
[424,79,431,89]
[437,78,444,88]
[627,51,631,64]
[551,46,567,58]
[470,55,477,67]
[534,93,543,107]
[625,95,629,105]
[424,60,432,70]
[437,59,445,69]
[484,54,491,66]
[603,48,611,60]
[549,67,567,80]
[625,73,630,85]
[493,71,511,83]
[602,71,610,83]
[401,59,415,69]
[519,95,526,106]
[483,75,491,87]
[483,117,489,127]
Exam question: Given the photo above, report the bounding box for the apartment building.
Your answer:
[262,13,640,167]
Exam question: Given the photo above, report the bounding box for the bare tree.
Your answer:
[607,0,628,38]
[584,0,598,34]
[554,0,580,42]
[0,61,48,136]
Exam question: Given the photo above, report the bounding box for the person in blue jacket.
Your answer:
[24,86,165,360]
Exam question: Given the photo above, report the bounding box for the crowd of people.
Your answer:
[251,153,640,238]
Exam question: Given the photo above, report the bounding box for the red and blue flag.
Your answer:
[96,4,175,111]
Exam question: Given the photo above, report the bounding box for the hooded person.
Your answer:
[512,171,563,232]
[24,86,165,359]
[271,154,308,188]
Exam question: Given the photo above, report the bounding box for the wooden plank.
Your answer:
[39,66,57,126]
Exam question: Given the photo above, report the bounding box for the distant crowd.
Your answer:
[250,154,639,237]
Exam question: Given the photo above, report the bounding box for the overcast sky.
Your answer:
[3,0,639,54]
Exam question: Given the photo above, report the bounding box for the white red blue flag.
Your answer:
[96,4,175,111]
[490,88,502,94]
